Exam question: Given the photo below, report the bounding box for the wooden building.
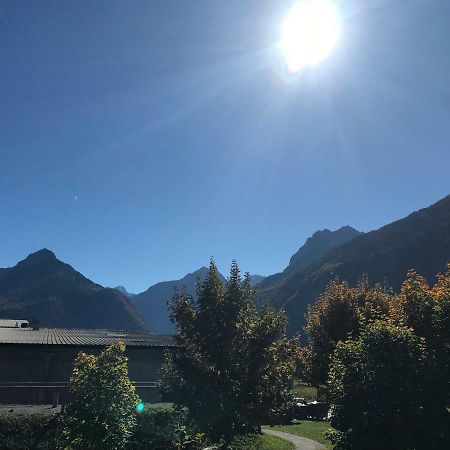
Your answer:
[0,326,175,405]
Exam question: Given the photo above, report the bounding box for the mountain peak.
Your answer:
[26,248,57,262]
[114,286,136,298]
[0,251,147,331]
[18,249,59,269]
[285,226,363,274]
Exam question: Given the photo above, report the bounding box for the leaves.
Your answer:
[159,261,298,444]
[63,340,140,450]
[328,322,434,450]
[308,265,450,449]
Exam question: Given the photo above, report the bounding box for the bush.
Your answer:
[128,404,206,450]
[0,407,204,450]
[328,321,443,450]
[64,340,139,450]
[0,413,64,450]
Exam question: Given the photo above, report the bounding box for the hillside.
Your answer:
[114,285,136,298]
[284,226,362,274]
[258,225,362,293]
[133,267,226,334]
[260,195,450,334]
[0,249,148,331]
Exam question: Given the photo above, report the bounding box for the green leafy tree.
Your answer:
[392,266,450,417]
[392,270,435,338]
[302,266,450,448]
[327,321,436,450]
[159,261,298,446]
[432,264,450,407]
[304,278,391,388]
[64,340,139,450]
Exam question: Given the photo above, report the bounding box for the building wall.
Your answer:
[0,344,169,404]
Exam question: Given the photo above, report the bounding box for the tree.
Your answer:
[302,266,450,448]
[392,269,435,339]
[327,321,435,450]
[159,261,298,446]
[392,267,450,421]
[432,264,450,407]
[304,278,391,388]
[64,340,139,450]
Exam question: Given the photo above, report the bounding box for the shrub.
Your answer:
[328,321,443,450]
[128,405,206,450]
[0,413,64,449]
[63,340,139,450]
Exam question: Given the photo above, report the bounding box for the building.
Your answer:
[0,327,175,405]
[0,319,30,329]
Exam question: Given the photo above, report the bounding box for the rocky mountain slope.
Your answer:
[259,195,450,334]
[0,249,148,331]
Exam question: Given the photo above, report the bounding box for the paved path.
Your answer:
[262,428,326,450]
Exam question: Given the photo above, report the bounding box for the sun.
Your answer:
[279,0,341,73]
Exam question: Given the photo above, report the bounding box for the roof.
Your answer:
[0,319,29,329]
[0,328,175,348]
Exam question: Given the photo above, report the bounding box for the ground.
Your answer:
[270,421,334,449]
[292,381,318,401]
[259,434,294,449]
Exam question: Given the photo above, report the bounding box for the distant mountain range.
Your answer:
[0,250,264,334]
[0,194,448,336]
[0,249,147,331]
[259,194,450,334]
[132,267,226,334]
[131,269,267,334]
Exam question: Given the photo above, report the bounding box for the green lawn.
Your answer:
[258,434,294,450]
[228,434,294,449]
[271,421,334,449]
[292,380,318,401]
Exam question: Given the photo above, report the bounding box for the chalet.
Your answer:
[0,326,175,405]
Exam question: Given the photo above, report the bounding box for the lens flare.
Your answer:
[136,402,145,413]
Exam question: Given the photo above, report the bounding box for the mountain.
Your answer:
[284,226,362,274]
[257,226,362,292]
[114,285,136,298]
[249,275,266,285]
[0,249,148,331]
[133,267,226,334]
[260,195,450,335]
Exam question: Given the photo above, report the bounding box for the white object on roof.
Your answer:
[0,319,30,329]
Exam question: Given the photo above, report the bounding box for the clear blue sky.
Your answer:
[1,1,449,293]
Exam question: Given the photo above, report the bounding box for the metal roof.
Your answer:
[0,319,29,329]
[0,328,175,348]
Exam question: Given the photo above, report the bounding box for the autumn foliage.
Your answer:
[302,264,450,449]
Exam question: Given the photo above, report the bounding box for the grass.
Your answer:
[292,380,318,401]
[271,421,334,450]
[228,434,294,450]
[258,434,294,450]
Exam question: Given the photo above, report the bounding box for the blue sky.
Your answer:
[1,0,449,293]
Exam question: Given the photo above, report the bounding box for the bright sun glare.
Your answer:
[279,0,341,73]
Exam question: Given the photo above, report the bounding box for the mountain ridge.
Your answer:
[257,225,362,293]
[0,250,148,331]
[259,194,450,335]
